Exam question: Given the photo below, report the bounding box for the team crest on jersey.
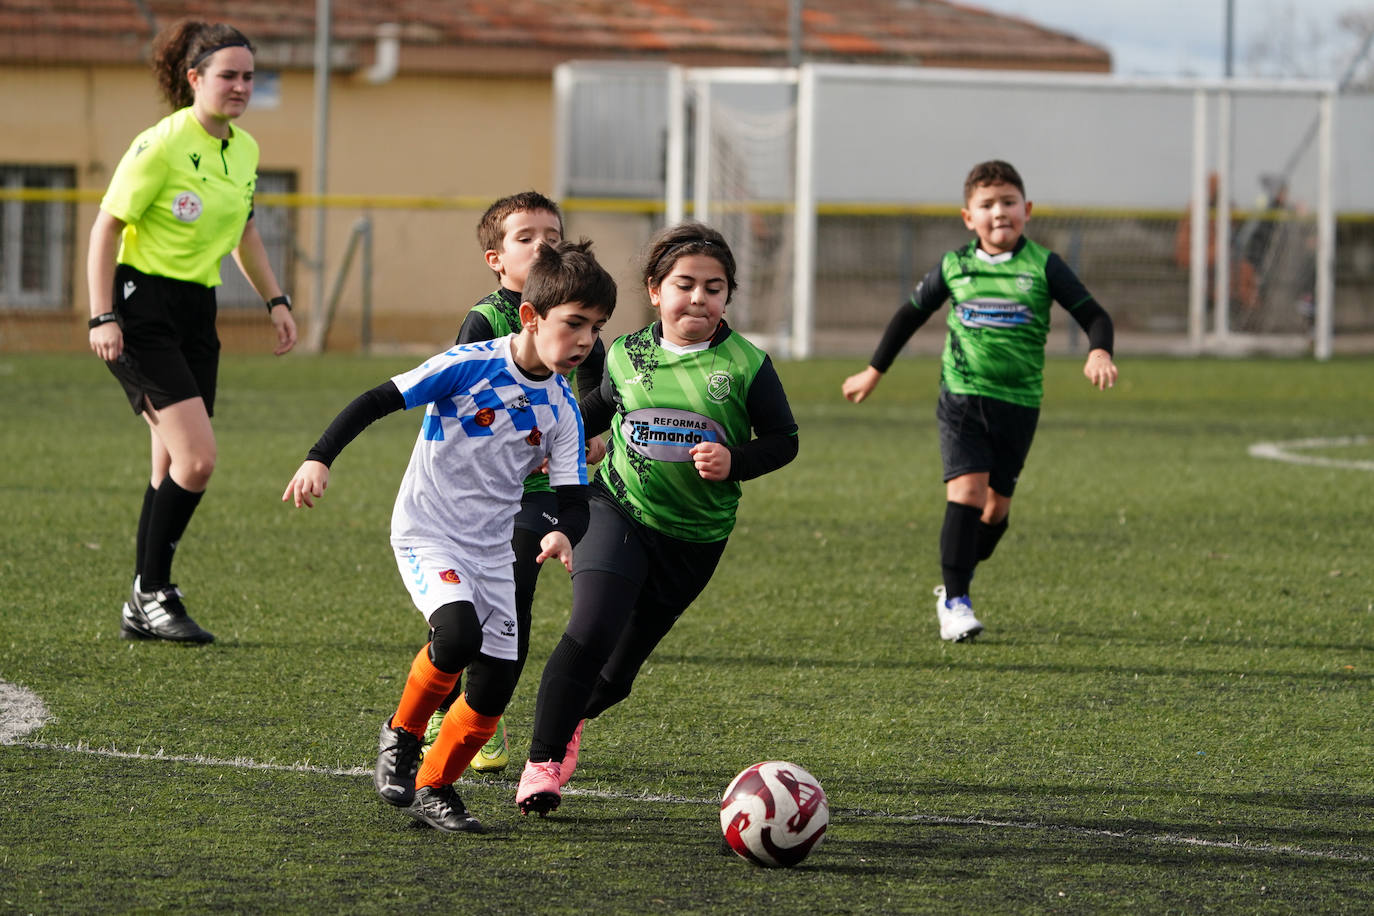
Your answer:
[706,371,731,402]
[171,191,202,223]
[439,569,461,584]
[1015,273,1035,292]
[526,427,542,446]
[474,407,496,427]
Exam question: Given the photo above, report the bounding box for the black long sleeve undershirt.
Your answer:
[553,484,591,546]
[305,381,405,466]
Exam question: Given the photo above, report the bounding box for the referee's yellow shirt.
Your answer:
[101,107,259,288]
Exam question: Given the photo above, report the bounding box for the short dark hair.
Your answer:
[642,221,738,303]
[963,160,1025,201]
[476,191,563,255]
[523,239,616,318]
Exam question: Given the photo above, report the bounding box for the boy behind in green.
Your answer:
[842,160,1118,642]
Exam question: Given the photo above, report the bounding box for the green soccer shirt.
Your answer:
[938,237,1085,408]
[101,107,259,287]
[598,325,771,543]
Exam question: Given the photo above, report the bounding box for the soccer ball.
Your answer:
[719,760,829,867]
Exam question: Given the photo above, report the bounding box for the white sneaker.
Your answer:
[934,585,983,642]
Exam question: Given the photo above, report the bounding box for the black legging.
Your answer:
[527,569,681,761]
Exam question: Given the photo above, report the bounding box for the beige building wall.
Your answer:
[1,62,652,352]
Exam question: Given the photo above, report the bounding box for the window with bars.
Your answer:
[0,165,76,310]
[217,170,298,309]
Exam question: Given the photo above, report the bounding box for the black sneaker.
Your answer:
[374,718,422,807]
[405,784,486,833]
[120,577,215,644]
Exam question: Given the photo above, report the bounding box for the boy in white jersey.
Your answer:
[842,160,1118,643]
[422,191,608,774]
[283,240,615,833]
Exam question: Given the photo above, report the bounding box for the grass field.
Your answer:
[1,351,1371,914]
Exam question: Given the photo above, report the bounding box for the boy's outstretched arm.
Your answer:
[1084,348,1118,390]
[842,270,945,404]
[280,380,406,508]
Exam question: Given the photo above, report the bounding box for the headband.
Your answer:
[659,238,720,268]
[191,40,252,69]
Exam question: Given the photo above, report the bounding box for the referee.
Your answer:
[87,20,297,643]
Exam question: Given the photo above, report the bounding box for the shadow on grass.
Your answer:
[653,650,1374,683]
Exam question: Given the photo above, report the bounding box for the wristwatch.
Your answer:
[266,295,292,312]
[88,312,118,329]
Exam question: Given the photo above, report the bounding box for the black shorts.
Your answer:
[936,388,1040,497]
[106,265,220,416]
[514,489,558,535]
[572,491,728,619]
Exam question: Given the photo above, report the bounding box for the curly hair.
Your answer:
[149,20,254,110]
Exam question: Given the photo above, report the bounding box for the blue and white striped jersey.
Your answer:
[388,335,587,562]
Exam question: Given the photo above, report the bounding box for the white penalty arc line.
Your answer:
[1249,435,1374,471]
[7,737,1370,865]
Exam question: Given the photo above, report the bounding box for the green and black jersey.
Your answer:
[100,107,259,287]
[585,321,798,543]
[869,236,1112,408]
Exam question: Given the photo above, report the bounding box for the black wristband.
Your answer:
[266,294,291,313]
[88,312,117,329]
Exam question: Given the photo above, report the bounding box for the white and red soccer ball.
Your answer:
[719,760,829,867]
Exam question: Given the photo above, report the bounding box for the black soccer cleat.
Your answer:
[374,718,423,807]
[405,784,486,833]
[120,577,215,644]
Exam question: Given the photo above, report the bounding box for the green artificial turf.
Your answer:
[1,352,1370,914]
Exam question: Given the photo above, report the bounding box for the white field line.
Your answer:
[5,736,1369,865]
[1249,435,1374,471]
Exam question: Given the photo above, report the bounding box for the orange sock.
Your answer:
[391,644,461,737]
[416,696,501,789]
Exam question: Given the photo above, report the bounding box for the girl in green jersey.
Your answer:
[517,222,800,816]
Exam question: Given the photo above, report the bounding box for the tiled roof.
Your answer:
[0,0,1111,75]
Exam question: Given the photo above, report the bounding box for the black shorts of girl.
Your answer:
[571,490,729,626]
[106,264,220,416]
[936,387,1040,497]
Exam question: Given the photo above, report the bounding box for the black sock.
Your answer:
[940,501,981,599]
[529,634,603,762]
[139,478,203,591]
[976,516,1009,562]
[584,675,633,721]
[134,483,156,580]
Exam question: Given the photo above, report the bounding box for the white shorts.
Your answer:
[393,544,519,661]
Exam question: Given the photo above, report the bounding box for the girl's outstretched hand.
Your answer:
[282,459,330,508]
